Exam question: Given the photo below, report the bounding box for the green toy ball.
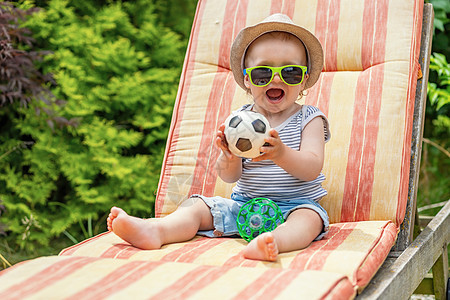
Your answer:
[236,198,284,242]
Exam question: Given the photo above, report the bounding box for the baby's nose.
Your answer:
[272,72,283,83]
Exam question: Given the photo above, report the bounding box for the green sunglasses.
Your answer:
[243,65,308,87]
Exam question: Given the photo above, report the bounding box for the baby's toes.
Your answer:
[107,214,116,231]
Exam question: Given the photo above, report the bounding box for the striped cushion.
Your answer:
[156,0,423,227]
[0,256,355,299]
[60,221,397,289]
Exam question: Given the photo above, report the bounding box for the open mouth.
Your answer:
[266,88,285,102]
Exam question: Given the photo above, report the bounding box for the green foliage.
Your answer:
[0,2,54,107]
[419,1,450,212]
[428,53,450,135]
[427,0,450,58]
[152,0,198,38]
[0,0,194,253]
[418,138,449,212]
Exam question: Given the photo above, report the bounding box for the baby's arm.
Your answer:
[215,124,242,183]
[253,116,325,181]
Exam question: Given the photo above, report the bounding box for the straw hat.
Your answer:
[230,13,323,91]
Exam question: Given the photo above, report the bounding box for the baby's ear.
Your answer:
[243,74,251,89]
[300,73,310,89]
[304,72,310,82]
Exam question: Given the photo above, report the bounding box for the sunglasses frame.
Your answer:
[243,65,308,87]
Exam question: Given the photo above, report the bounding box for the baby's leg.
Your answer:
[273,208,323,252]
[107,197,214,250]
[242,208,323,261]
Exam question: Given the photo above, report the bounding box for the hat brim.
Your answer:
[230,21,324,91]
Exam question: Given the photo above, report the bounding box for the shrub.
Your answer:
[0,2,54,107]
[0,0,189,252]
[418,0,450,211]
[0,1,57,241]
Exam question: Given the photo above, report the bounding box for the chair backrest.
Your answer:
[155,0,424,228]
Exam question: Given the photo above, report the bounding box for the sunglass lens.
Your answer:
[250,67,272,86]
[281,66,304,84]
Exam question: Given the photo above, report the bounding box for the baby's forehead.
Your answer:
[246,31,307,56]
[245,31,308,62]
[262,31,298,40]
[255,31,305,46]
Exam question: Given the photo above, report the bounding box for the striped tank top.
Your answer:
[232,104,331,202]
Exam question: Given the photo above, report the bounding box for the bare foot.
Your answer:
[107,207,163,250]
[242,232,279,261]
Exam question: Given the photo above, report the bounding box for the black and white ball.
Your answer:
[224,110,271,158]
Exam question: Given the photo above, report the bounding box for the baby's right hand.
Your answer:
[215,124,237,160]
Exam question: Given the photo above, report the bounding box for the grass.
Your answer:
[0,237,73,271]
[0,211,109,271]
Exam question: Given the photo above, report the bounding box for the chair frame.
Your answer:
[358,4,450,299]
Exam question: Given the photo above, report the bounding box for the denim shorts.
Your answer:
[191,193,329,241]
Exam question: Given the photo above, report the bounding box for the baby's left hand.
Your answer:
[252,129,285,162]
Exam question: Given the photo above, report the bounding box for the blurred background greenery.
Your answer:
[418,0,449,217]
[0,0,448,269]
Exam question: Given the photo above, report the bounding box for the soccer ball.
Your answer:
[224,110,271,159]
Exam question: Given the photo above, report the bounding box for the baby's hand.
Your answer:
[215,124,237,160]
[252,129,285,162]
